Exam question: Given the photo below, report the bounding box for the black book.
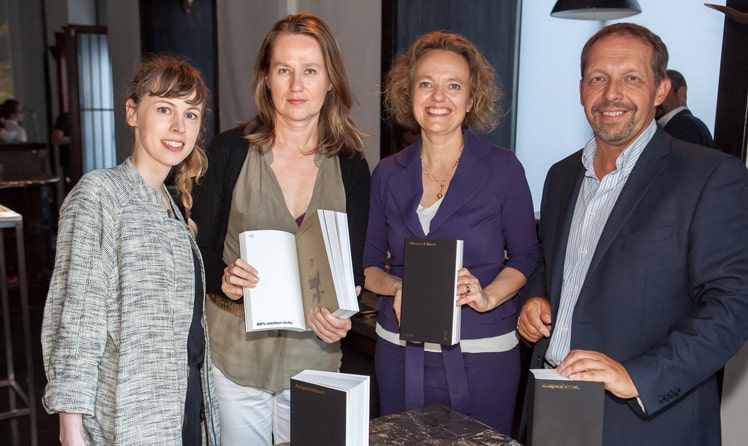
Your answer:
[526,369,605,446]
[400,238,463,345]
[290,370,370,446]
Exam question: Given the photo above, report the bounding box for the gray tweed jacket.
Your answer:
[42,159,220,445]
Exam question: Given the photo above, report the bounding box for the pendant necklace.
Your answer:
[422,148,462,199]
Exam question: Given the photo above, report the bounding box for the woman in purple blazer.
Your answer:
[363,31,538,434]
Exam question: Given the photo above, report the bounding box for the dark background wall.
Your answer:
[713,0,748,161]
[381,0,521,158]
[139,0,217,141]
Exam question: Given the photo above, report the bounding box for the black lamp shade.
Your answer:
[551,0,642,20]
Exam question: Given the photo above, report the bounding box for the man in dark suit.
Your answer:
[656,69,714,146]
[518,23,748,446]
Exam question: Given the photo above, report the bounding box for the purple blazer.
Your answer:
[364,130,538,338]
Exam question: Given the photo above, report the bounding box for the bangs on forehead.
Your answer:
[147,72,206,106]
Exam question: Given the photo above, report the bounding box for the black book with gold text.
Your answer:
[290,370,370,446]
[400,238,463,345]
[526,369,604,446]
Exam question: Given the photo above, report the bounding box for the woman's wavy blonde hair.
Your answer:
[384,31,502,134]
[125,55,211,235]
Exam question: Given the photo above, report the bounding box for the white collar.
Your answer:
[657,106,688,128]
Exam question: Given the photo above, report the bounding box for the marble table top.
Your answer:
[279,404,522,445]
[368,403,522,445]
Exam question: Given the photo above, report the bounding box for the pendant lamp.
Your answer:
[551,0,642,20]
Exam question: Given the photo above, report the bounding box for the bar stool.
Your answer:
[0,204,37,445]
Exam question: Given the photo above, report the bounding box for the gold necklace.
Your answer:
[422,150,462,199]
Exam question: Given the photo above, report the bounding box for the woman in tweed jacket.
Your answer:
[42,56,220,445]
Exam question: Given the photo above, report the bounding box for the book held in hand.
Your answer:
[239,209,358,332]
[291,369,370,446]
[526,368,604,446]
[399,238,463,345]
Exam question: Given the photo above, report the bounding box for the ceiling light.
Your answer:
[551,0,642,20]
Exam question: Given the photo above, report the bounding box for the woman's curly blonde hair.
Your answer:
[384,31,502,134]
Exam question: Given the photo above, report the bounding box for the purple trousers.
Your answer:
[375,336,520,435]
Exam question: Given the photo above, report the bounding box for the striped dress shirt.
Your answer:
[545,120,657,366]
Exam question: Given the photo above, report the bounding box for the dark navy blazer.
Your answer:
[663,108,714,147]
[525,127,748,445]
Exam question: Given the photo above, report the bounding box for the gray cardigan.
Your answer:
[42,159,220,445]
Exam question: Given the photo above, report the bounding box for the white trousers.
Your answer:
[212,366,291,446]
